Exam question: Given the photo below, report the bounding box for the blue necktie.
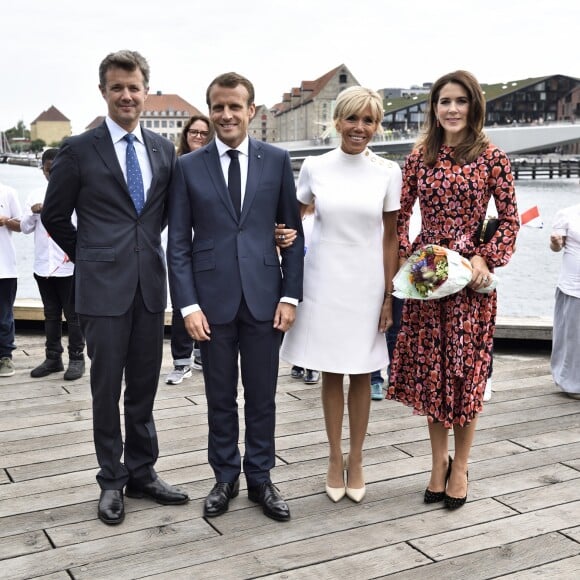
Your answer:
[227,149,241,218]
[124,133,145,214]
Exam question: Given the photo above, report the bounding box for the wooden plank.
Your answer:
[48,500,215,547]
[383,533,580,579]
[0,530,52,560]
[0,518,216,580]
[511,427,580,450]
[0,330,578,579]
[499,477,580,513]
[494,554,580,578]
[145,542,430,580]
[411,500,580,560]
[68,499,512,579]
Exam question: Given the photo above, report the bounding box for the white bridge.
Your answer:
[277,123,580,160]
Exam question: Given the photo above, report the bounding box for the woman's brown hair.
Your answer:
[176,114,214,156]
[417,70,489,166]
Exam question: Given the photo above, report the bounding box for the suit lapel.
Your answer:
[203,143,239,222]
[93,123,127,193]
[142,128,162,204]
[240,139,264,224]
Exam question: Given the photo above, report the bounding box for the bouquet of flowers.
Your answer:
[393,244,497,300]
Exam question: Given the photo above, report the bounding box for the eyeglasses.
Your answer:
[188,130,209,138]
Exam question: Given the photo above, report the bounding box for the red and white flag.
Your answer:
[520,205,542,228]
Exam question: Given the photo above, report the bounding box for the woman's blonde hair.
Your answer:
[333,86,384,131]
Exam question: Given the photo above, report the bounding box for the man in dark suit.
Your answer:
[42,50,189,525]
[167,72,303,521]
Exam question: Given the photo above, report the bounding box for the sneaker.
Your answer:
[291,366,304,379]
[64,358,85,381]
[30,357,64,378]
[303,369,320,384]
[483,378,492,402]
[371,382,384,400]
[165,365,192,385]
[0,357,15,377]
[192,352,203,371]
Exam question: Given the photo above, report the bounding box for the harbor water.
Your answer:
[2,162,578,320]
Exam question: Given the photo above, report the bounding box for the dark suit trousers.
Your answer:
[200,297,282,487]
[79,286,164,490]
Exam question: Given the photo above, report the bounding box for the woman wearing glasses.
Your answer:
[166,115,215,384]
[177,115,214,157]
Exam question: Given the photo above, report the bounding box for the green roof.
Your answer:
[382,75,578,115]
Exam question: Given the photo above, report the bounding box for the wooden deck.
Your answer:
[1,331,579,579]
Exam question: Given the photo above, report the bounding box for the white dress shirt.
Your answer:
[0,183,21,278]
[215,135,249,211]
[20,187,76,277]
[106,117,153,198]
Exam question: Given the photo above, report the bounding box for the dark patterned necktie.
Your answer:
[227,149,241,218]
[124,133,145,214]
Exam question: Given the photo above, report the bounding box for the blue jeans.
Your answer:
[0,278,17,358]
[371,296,403,385]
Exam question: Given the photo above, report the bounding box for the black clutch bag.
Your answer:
[475,216,500,244]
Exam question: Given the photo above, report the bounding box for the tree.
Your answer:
[5,120,30,141]
[30,139,46,153]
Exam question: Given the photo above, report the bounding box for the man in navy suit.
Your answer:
[42,50,189,525]
[168,72,303,521]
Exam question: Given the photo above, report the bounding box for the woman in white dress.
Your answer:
[280,86,402,502]
[550,201,580,399]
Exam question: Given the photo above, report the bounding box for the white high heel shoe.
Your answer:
[325,456,346,502]
[345,454,366,503]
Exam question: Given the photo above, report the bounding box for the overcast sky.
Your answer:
[3,0,579,135]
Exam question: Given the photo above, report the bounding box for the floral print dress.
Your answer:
[386,144,519,428]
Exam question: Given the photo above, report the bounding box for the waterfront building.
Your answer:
[84,93,202,145]
[558,85,580,154]
[381,74,580,135]
[85,116,106,131]
[30,105,71,146]
[259,64,360,142]
[139,92,202,144]
[248,105,278,142]
[378,84,432,99]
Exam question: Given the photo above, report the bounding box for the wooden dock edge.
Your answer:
[14,299,552,342]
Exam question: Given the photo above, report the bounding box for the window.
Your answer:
[339,74,347,84]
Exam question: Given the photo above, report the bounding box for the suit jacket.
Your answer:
[167,138,304,324]
[41,122,176,316]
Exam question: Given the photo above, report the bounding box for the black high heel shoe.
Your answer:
[444,465,469,510]
[424,456,453,504]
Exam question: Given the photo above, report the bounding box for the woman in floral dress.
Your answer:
[386,71,519,509]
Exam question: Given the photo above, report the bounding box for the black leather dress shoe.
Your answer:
[125,476,189,505]
[203,480,240,517]
[98,489,124,525]
[248,482,290,521]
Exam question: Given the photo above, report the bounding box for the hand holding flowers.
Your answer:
[393,245,497,300]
